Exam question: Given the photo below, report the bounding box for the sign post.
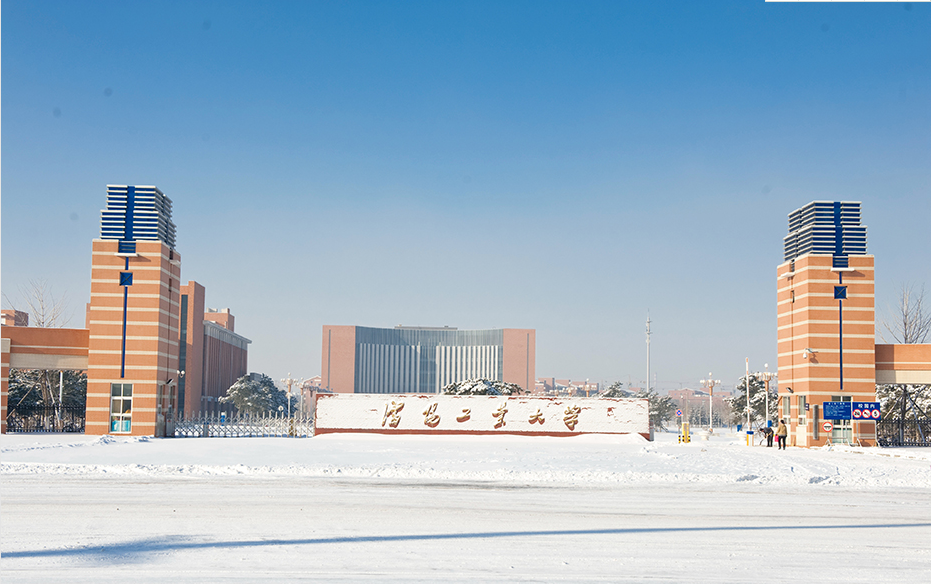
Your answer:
[851,401,881,446]
[676,409,690,443]
[822,401,852,445]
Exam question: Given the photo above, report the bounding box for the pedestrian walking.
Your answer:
[775,419,788,450]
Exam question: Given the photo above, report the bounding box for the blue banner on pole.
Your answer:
[823,401,852,420]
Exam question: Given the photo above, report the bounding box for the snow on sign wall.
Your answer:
[314,394,651,438]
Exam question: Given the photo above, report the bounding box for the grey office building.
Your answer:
[321,325,536,394]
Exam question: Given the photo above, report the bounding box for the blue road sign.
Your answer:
[852,402,881,420]
[823,401,852,420]
[675,409,682,417]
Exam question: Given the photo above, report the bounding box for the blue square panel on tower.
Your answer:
[834,286,847,300]
[119,272,133,286]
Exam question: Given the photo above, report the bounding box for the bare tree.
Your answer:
[882,283,931,344]
[2,279,73,405]
[2,279,72,328]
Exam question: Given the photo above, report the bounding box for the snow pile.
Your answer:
[3,431,930,489]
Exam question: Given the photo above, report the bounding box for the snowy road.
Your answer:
[2,432,930,582]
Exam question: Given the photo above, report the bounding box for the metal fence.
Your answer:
[877,418,931,447]
[174,411,314,438]
[5,405,86,433]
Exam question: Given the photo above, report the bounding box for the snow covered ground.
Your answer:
[2,430,930,582]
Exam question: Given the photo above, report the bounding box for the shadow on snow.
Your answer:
[5,522,931,563]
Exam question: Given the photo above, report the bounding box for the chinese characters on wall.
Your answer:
[381,398,591,432]
[318,394,649,437]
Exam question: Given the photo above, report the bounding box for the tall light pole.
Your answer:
[645,313,652,392]
[759,364,775,428]
[297,380,308,417]
[280,373,303,437]
[745,358,752,445]
[700,374,721,433]
[280,373,303,419]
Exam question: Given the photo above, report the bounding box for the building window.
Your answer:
[791,290,795,303]
[782,396,791,422]
[830,395,852,442]
[797,396,807,426]
[110,383,133,433]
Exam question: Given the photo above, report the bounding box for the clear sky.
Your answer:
[2,1,929,392]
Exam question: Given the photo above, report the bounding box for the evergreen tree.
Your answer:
[726,373,777,427]
[7,369,86,410]
[601,383,674,430]
[876,384,931,419]
[599,381,632,398]
[220,374,292,415]
[633,387,676,430]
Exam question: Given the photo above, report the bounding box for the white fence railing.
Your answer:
[174,411,314,438]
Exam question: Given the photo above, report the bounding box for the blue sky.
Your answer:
[2,0,929,391]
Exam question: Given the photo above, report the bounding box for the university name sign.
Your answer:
[314,394,651,438]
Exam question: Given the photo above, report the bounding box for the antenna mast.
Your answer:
[646,313,652,392]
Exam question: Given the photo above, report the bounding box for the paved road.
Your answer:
[3,473,930,582]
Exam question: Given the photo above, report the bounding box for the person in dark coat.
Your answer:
[761,426,774,447]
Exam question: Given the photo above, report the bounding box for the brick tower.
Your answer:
[85,186,181,436]
[776,201,876,447]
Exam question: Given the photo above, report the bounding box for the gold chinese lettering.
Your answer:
[456,408,471,422]
[423,403,441,428]
[382,401,405,428]
[528,409,545,425]
[563,405,581,430]
[492,402,508,429]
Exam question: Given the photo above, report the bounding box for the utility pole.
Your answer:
[646,313,652,392]
[745,358,751,445]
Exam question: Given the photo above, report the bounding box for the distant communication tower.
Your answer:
[646,313,652,392]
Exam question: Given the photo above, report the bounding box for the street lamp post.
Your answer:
[280,373,302,436]
[700,374,721,433]
[759,364,776,428]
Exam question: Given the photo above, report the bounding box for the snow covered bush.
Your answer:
[220,373,291,415]
[6,369,87,409]
[441,378,525,396]
[876,384,931,418]
[599,381,633,398]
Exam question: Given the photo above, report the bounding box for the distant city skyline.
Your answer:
[2,1,929,391]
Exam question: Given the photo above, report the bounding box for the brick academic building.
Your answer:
[1,185,250,435]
